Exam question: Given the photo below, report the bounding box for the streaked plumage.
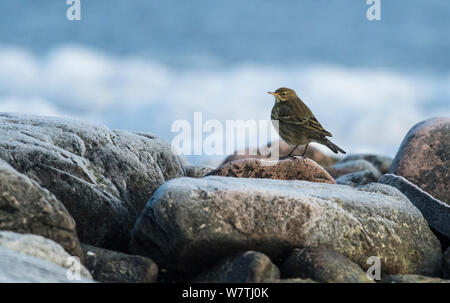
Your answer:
[269,87,346,156]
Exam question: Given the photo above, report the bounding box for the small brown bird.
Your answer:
[269,87,346,158]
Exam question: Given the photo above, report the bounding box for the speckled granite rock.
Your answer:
[0,231,91,278]
[280,246,373,283]
[379,174,450,240]
[130,176,441,276]
[389,117,450,205]
[207,157,335,184]
[194,251,279,283]
[81,244,158,283]
[0,113,184,250]
[0,246,93,283]
[0,159,82,259]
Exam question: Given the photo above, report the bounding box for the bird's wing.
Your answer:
[278,114,333,137]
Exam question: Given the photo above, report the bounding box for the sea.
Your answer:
[0,0,449,165]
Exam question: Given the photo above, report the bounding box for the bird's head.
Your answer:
[268,87,298,103]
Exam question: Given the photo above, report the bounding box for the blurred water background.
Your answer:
[0,0,449,165]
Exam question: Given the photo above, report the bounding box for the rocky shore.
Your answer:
[0,113,448,283]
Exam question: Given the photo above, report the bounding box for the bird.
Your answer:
[268,87,346,158]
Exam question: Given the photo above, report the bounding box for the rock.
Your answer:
[194,251,279,283]
[207,157,335,184]
[130,176,441,276]
[280,246,373,283]
[0,159,82,259]
[339,154,393,174]
[222,140,339,168]
[335,170,380,186]
[326,159,381,179]
[0,246,93,283]
[0,231,91,278]
[81,244,158,283]
[443,248,450,279]
[381,274,450,283]
[184,165,214,178]
[389,117,450,205]
[379,174,450,241]
[0,113,184,250]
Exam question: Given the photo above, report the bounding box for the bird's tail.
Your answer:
[322,137,346,154]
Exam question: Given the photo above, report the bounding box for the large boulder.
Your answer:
[194,251,279,283]
[0,231,91,278]
[390,117,450,205]
[0,113,184,250]
[0,246,93,283]
[379,174,450,241]
[207,158,335,184]
[0,159,82,259]
[130,176,441,276]
[280,246,373,283]
[81,244,158,283]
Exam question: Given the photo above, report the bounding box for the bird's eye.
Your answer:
[282,92,286,96]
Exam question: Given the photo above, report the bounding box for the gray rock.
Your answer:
[194,251,279,283]
[379,174,450,240]
[130,176,441,276]
[336,170,379,186]
[81,244,158,283]
[0,246,93,283]
[326,159,381,179]
[389,117,450,205]
[280,246,373,283]
[0,159,82,259]
[339,154,393,174]
[381,274,450,283]
[0,113,184,249]
[0,231,91,278]
[184,165,214,178]
[443,247,450,279]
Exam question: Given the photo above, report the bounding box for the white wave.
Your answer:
[0,45,448,161]
[0,96,69,118]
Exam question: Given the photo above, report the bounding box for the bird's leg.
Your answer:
[302,143,309,158]
[280,144,299,160]
[287,144,299,157]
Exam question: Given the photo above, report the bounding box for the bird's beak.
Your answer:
[268,92,277,96]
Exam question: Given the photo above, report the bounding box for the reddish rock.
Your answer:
[208,157,336,184]
[390,117,450,205]
[222,140,338,168]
